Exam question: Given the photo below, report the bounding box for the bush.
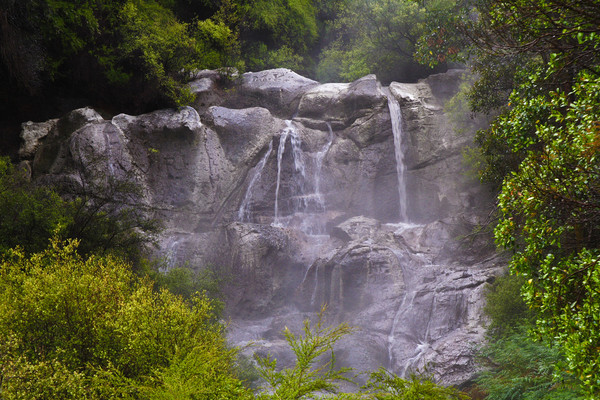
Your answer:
[0,157,71,255]
[0,239,250,399]
[0,156,159,264]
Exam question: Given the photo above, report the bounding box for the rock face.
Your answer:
[20,67,502,386]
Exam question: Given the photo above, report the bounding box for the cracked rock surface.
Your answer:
[21,68,501,386]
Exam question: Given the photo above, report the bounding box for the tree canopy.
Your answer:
[415,0,600,396]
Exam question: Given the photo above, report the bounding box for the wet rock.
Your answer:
[20,68,500,387]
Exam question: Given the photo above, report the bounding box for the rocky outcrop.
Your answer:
[20,68,500,386]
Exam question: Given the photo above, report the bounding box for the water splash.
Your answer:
[238,140,274,221]
[386,92,408,221]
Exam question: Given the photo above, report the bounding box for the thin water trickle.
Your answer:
[386,92,408,221]
[238,140,274,222]
[160,236,182,273]
[314,123,334,209]
[311,264,319,306]
[274,126,291,226]
[387,288,417,369]
[387,248,434,372]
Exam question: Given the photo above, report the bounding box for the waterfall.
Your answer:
[274,124,291,226]
[387,92,408,221]
[160,236,183,273]
[238,140,274,222]
[272,120,333,234]
[314,123,334,209]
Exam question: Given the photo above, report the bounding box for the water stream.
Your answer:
[272,120,334,234]
[238,140,274,222]
[274,123,292,226]
[386,92,408,221]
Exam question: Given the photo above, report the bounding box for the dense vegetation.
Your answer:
[415,0,600,398]
[0,239,251,399]
[454,1,599,398]
[2,0,600,398]
[0,0,447,155]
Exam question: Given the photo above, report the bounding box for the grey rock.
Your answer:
[22,69,500,387]
[228,68,319,117]
[297,75,387,127]
[19,119,58,159]
[30,107,104,176]
[189,74,224,115]
[206,106,281,166]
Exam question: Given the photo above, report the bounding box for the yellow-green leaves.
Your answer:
[0,239,248,399]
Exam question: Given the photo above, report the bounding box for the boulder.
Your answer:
[225,68,319,117]
[297,75,387,126]
[19,119,58,159]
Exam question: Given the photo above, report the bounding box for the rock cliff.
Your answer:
[20,68,502,386]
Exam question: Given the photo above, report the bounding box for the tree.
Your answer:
[0,157,71,255]
[255,306,355,399]
[215,0,320,75]
[0,156,159,264]
[0,0,242,117]
[476,327,585,400]
[494,73,600,396]
[0,238,251,399]
[409,1,600,395]
[316,0,452,83]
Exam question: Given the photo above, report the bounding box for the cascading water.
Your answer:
[271,120,334,235]
[238,140,274,222]
[274,123,292,226]
[314,123,334,208]
[386,92,408,221]
[160,236,183,273]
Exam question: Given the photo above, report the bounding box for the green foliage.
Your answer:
[477,272,585,399]
[363,368,469,399]
[0,238,250,399]
[420,2,600,396]
[148,265,226,317]
[483,274,534,339]
[1,0,243,113]
[0,157,71,254]
[412,0,468,68]
[255,306,355,399]
[494,73,600,395]
[317,0,449,83]
[218,0,319,75]
[477,327,585,400]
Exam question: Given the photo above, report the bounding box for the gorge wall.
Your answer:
[19,68,503,386]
